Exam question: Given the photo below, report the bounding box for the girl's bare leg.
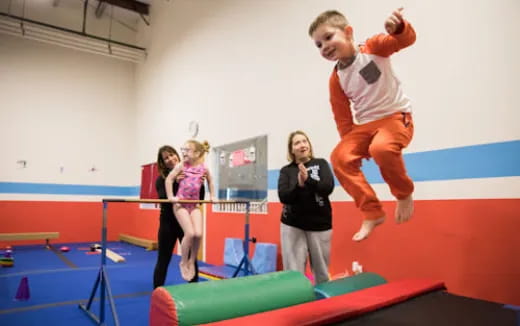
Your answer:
[187,208,203,278]
[175,206,195,281]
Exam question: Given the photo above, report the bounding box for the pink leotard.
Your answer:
[176,162,207,212]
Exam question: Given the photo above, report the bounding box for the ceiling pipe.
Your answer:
[0,12,145,51]
[98,0,149,16]
[95,1,107,18]
[82,0,89,34]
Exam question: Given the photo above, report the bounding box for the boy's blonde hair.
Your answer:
[187,139,210,156]
[308,10,349,36]
[287,130,314,162]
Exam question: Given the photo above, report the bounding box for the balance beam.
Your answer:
[119,233,157,250]
[0,232,59,247]
[93,244,125,263]
[95,248,126,263]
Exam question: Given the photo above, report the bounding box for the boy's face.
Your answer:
[311,24,354,62]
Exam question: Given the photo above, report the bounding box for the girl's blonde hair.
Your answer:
[187,139,210,157]
[287,130,314,162]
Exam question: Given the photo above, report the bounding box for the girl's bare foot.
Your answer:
[186,262,195,281]
[395,195,414,224]
[179,261,192,281]
[352,217,385,241]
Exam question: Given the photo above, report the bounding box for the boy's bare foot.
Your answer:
[395,195,414,224]
[179,261,192,281]
[352,217,385,241]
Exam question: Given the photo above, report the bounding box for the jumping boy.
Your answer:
[309,8,416,241]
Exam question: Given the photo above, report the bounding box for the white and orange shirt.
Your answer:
[329,21,416,138]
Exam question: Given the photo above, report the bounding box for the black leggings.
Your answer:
[153,215,199,288]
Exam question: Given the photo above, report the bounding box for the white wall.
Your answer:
[0,33,138,186]
[1,0,518,196]
[135,0,520,168]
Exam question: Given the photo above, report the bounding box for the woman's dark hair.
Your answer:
[157,145,180,178]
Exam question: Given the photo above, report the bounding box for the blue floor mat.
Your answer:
[0,245,68,272]
[0,242,214,325]
[48,241,153,268]
[0,256,192,310]
[199,264,251,278]
[0,294,151,326]
[0,242,138,272]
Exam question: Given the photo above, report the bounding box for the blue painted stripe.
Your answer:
[0,182,139,196]
[1,141,518,195]
[268,140,520,189]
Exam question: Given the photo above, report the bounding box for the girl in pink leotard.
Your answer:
[165,140,215,281]
[176,162,207,213]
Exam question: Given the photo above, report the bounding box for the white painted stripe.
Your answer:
[268,176,520,202]
[403,176,520,201]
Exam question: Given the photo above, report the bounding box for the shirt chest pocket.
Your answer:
[359,60,381,84]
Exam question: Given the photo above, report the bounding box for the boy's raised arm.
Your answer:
[364,8,416,57]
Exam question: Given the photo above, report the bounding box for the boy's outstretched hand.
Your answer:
[385,7,405,34]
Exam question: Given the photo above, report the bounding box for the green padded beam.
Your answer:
[150,270,315,326]
[314,272,387,299]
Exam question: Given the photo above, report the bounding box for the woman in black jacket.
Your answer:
[277,131,334,284]
[153,145,204,288]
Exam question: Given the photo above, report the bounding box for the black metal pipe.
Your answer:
[0,11,145,51]
[82,0,88,34]
[95,1,106,18]
[100,0,149,16]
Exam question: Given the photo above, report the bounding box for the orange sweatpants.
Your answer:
[330,112,414,220]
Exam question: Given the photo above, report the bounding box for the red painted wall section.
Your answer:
[125,206,160,240]
[0,201,154,246]
[205,199,520,306]
[1,198,519,306]
[330,199,520,306]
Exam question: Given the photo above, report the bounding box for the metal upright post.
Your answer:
[232,202,255,277]
[243,202,251,274]
[79,200,120,326]
[99,200,107,323]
